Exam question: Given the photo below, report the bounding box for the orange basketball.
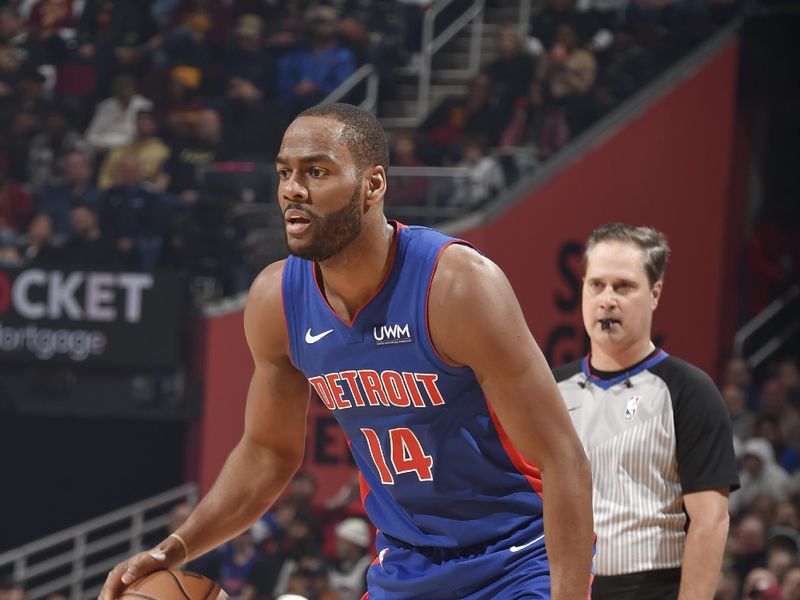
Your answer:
[119,569,227,600]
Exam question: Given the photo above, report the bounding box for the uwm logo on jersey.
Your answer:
[308,370,445,411]
[372,323,412,345]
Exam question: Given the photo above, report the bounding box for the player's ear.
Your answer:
[364,165,386,207]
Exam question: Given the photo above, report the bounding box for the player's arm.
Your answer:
[678,488,730,600]
[429,245,593,600]
[99,261,311,600]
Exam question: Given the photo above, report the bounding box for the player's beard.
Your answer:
[284,184,363,262]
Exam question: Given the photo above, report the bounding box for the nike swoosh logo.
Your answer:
[305,328,334,344]
[509,533,545,553]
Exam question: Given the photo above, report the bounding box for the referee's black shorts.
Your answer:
[592,567,681,600]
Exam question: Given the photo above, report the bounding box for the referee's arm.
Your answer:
[679,487,730,600]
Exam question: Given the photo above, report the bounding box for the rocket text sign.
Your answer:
[0,268,184,368]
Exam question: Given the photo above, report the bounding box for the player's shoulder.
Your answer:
[247,259,288,314]
[434,242,504,287]
[552,358,583,384]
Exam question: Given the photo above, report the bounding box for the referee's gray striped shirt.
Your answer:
[554,352,738,577]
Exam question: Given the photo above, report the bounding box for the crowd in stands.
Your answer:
[161,472,375,600]
[0,0,743,299]
[716,353,800,600]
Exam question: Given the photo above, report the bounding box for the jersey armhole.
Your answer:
[280,259,301,370]
[424,240,472,371]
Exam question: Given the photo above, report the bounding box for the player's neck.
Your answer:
[317,219,396,322]
[590,338,656,372]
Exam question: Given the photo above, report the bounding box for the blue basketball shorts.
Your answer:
[363,522,552,599]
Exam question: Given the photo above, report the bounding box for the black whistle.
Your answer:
[600,319,613,330]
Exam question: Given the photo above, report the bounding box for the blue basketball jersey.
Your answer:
[282,223,544,549]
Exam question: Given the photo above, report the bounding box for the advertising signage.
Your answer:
[0,267,185,369]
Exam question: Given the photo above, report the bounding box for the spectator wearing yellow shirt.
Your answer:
[97,109,170,190]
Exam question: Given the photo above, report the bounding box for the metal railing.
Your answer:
[417,0,485,119]
[734,285,800,369]
[321,63,380,114]
[0,484,198,600]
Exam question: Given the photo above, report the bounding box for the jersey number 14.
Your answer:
[361,427,434,483]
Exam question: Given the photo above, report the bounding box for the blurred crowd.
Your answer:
[717,354,800,600]
[0,0,410,297]
[169,472,374,600]
[0,0,747,299]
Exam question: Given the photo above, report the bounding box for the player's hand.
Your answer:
[98,548,176,600]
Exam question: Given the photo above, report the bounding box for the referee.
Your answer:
[554,223,739,599]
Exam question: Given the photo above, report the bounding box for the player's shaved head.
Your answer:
[297,103,389,175]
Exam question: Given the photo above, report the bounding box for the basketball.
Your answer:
[119,570,227,600]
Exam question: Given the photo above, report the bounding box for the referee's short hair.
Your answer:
[584,223,671,287]
[297,103,389,176]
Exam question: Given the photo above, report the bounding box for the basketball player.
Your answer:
[100,104,593,599]
[553,223,739,599]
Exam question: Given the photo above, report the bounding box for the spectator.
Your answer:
[386,131,426,206]
[219,13,283,156]
[766,545,795,582]
[500,80,569,159]
[162,0,232,50]
[27,103,92,192]
[760,378,800,455]
[85,74,154,151]
[0,577,26,600]
[223,14,276,104]
[730,438,797,514]
[485,24,537,112]
[161,66,207,141]
[714,568,740,600]
[277,5,356,115]
[784,564,800,600]
[0,158,34,235]
[0,7,50,89]
[336,0,409,95]
[17,213,60,265]
[754,415,800,476]
[589,25,654,119]
[530,0,585,50]
[537,22,597,133]
[25,0,79,40]
[166,108,230,201]
[723,383,757,440]
[283,556,335,600]
[218,530,262,598]
[37,149,100,240]
[725,356,760,412]
[731,515,769,582]
[775,501,800,531]
[98,109,170,190]
[778,356,800,407]
[454,137,505,207]
[328,518,372,600]
[420,72,505,162]
[741,568,782,600]
[99,153,165,270]
[58,202,124,268]
[76,0,153,92]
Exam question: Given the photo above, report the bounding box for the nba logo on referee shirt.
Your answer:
[624,395,641,421]
[373,323,413,345]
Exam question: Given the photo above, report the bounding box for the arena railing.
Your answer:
[734,284,800,370]
[321,63,380,114]
[0,483,198,600]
